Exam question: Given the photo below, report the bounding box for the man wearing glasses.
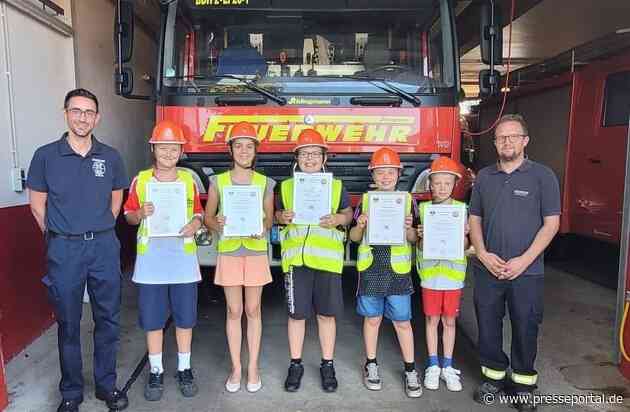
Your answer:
[27,89,129,412]
[468,114,560,411]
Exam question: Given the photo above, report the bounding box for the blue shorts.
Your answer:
[137,282,198,331]
[356,294,412,321]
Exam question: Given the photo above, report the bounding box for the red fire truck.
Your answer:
[474,43,630,244]
[114,0,474,266]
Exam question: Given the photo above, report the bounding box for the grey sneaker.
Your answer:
[176,369,199,398]
[144,370,164,401]
[404,370,423,398]
[363,363,382,391]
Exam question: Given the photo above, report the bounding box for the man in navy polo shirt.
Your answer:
[469,114,560,411]
[27,88,129,412]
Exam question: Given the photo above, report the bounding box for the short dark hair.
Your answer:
[495,114,528,136]
[64,88,99,113]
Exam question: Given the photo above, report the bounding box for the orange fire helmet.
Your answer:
[428,156,462,179]
[369,147,403,170]
[149,120,186,144]
[227,121,259,144]
[293,129,329,152]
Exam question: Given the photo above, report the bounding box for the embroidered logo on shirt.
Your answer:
[92,158,106,177]
[514,189,529,197]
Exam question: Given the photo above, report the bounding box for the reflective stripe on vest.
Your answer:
[279,177,345,274]
[136,168,197,255]
[416,200,467,282]
[216,171,268,253]
[356,192,412,274]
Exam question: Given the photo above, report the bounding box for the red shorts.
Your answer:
[421,288,462,317]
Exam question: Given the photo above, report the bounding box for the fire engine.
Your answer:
[114,0,475,265]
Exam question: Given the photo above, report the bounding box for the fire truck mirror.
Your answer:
[115,0,135,64]
[480,1,503,66]
[479,69,501,97]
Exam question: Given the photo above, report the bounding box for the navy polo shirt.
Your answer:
[469,159,560,276]
[27,133,129,235]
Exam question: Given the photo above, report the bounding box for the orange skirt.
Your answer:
[214,254,272,287]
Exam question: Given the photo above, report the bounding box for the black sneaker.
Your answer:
[95,388,129,411]
[57,398,81,412]
[284,362,304,392]
[176,369,199,398]
[320,361,338,393]
[473,381,505,406]
[512,391,537,411]
[144,370,164,401]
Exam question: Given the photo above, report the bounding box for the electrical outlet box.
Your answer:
[11,167,24,192]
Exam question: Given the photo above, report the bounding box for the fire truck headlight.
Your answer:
[412,169,431,193]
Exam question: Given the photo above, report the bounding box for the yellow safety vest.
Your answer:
[416,200,467,282]
[136,168,197,255]
[356,192,412,274]
[279,177,345,274]
[216,171,268,253]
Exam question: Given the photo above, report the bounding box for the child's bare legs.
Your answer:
[224,286,244,383]
[175,327,192,354]
[244,286,263,384]
[317,315,336,359]
[363,316,383,358]
[425,315,441,359]
[147,330,163,356]
[442,315,456,360]
[288,318,306,358]
[392,320,415,363]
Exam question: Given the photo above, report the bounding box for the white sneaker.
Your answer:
[440,366,463,392]
[403,370,423,398]
[363,363,382,391]
[424,365,441,390]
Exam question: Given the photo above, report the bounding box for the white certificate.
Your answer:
[366,191,406,245]
[422,204,466,260]
[293,172,333,225]
[222,185,263,237]
[146,182,188,237]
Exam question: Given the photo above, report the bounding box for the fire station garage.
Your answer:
[1,0,630,411]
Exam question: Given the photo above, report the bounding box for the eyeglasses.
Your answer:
[66,108,97,120]
[494,134,526,144]
[297,151,324,160]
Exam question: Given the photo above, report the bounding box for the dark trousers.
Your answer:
[473,265,544,392]
[43,230,122,401]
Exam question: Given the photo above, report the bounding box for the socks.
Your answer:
[178,352,191,371]
[442,357,452,368]
[365,357,377,367]
[321,358,334,366]
[291,358,302,365]
[428,355,439,367]
[404,362,416,373]
[148,353,164,374]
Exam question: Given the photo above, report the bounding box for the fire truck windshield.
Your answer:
[161,0,457,99]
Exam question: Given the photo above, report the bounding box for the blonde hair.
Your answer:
[495,114,529,136]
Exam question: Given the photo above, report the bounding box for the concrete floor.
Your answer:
[5,265,630,412]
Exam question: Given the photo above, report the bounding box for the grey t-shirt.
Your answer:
[469,159,561,276]
[209,173,276,256]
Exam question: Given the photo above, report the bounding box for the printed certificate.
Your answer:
[222,185,263,237]
[146,182,187,237]
[422,204,466,260]
[293,172,333,225]
[366,191,406,245]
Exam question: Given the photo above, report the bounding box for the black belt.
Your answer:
[48,228,113,241]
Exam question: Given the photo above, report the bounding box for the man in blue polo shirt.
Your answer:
[469,114,560,411]
[27,88,129,412]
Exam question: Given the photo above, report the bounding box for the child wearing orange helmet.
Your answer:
[123,120,203,401]
[349,147,422,398]
[275,129,353,393]
[203,121,275,394]
[417,156,469,393]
